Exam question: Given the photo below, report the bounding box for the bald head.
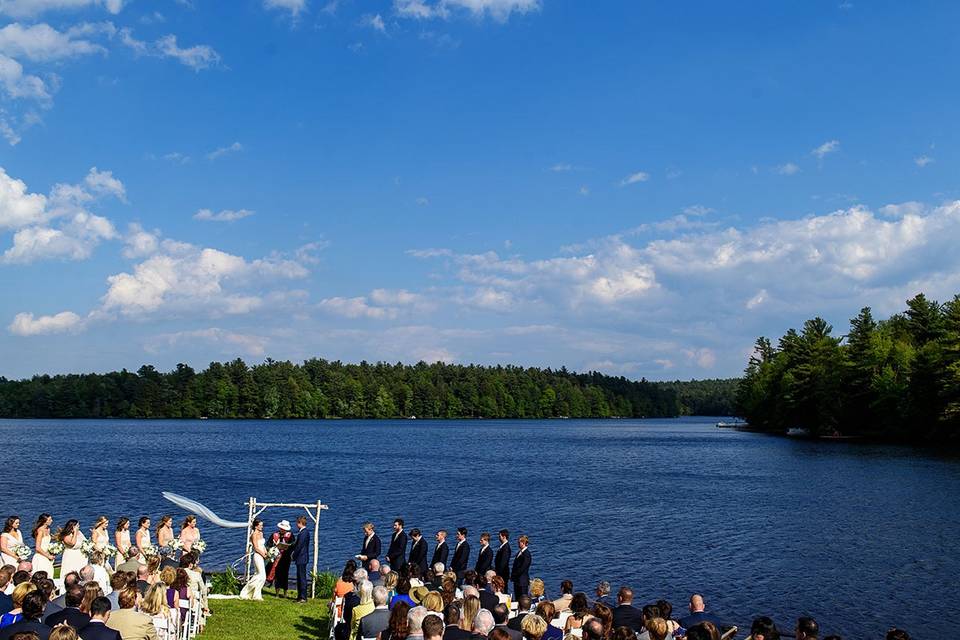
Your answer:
[689,594,705,613]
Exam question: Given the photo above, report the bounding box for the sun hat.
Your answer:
[410,585,430,604]
[277,520,292,531]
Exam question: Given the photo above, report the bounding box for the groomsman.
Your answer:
[431,530,449,571]
[474,532,493,575]
[290,516,311,603]
[495,530,511,583]
[451,527,470,583]
[357,522,381,572]
[387,519,408,569]
[409,528,428,572]
[510,534,531,598]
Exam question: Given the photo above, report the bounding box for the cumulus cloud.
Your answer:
[393,0,539,21]
[8,310,82,335]
[122,223,159,258]
[318,296,396,319]
[84,166,126,201]
[812,139,840,159]
[264,0,306,16]
[0,166,47,229]
[0,22,108,61]
[206,141,243,160]
[363,13,386,32]
[0,0,125,18]
[193,208,254,222]
[119,28,220,71]
[620,171,649,186]
[2,211,117,263]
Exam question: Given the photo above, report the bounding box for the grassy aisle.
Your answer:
[205,594,331,640]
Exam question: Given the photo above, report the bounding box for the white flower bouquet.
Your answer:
[266,546,281,562]
[46,540,65,555]
[140,543,159,559]
[101,543,118,557]
[164,539,184,556]
[12,544,32,561]
[192,539,207,555]
[80,540,98,556]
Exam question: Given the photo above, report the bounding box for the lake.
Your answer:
[0,417,957,638]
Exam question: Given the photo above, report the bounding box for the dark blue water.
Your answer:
[1,418,957,638]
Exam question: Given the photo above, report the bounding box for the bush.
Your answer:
[312,570,336,599]
[210,566,241,595]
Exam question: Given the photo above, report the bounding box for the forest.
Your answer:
[0,358,734,420]
[736,293,960,441]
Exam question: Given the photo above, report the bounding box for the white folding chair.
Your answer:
[329,595,345,639]
[720,626,738,640]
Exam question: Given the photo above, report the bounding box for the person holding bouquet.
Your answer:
[0,517,23,567]
[30,514,56,577]
[179,516,200,554]
[115,518,132,568]
[59,519,86,577]
[135,517,151,565]
[266,520,295,598]
[240,519,267,601]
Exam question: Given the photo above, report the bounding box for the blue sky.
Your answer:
[1,0,959,380]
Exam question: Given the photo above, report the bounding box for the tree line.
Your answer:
[736,293,960,441]
[0,358,735,420]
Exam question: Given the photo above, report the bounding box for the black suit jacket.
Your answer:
[45,607,91,630]
[451,540,470,572]
[0,593,11,614]
[78,621,121,640]
[361,534,381,569]
[511,547,530,586]
[474,545,493,574]
[291,528,311,566]
[0,619,52,640]
[387,530,407,568]
[495,543,511,580]
[496,624,522,640]
[478,588,499,613]
[431,540,449,569]
[444,626,474,640]
[612,605,644,632]
[506,615,527,633]
[409,537,428,572]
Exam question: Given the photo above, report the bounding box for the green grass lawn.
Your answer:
[205,593,331,640]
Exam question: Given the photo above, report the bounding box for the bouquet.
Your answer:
[164,539,184,556]
[266,546,281,562]
[12,543,32,561]
[140,543,159,559]
[101,543,118,558]
[193,539,207,555]
[80,540,98,557]
[46,540,65,555]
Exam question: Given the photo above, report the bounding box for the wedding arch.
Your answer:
[243,497,329,599]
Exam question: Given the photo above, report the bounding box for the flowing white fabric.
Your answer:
[0,531,20,567]
[32,534,55,576]
[60,531,87,577]
[239,537,266,601]
[161,492,248,528]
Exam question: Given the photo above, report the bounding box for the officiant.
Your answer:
[266,519,295,598]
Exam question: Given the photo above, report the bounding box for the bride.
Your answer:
[239,518,267,601]
[31,514,56,576]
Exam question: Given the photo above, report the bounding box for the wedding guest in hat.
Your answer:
[267,520,295,598]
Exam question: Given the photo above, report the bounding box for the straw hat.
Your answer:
[277,520,292,531]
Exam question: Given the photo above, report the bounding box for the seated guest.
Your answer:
[641,618,670,640]
[369,560,382,584]
[491,605,520,640]
[611,588,642,632]
[407,607,431,640]
[678,596,722,631]
[0,591,51,640]
[520,615,547,640]
[490,629,511,640]
[591,603,612,639]
[460,597,480,635]
[747,617,778,640]
[439,580,457,608]
[581,620,604,640]
[421,593,443,614]
[384,573,399,600]
[361,586,391,640]
[350,581,375,640]
[528,581,545,607]
[11,573,30,589]
[106,575,127,611]
[336,562,358,598]
[139,584,174,640]
[636,605,661,640]
[391,579,415,610]
[563,593,589,635]
[423,614,445,640]
[611,626,635,640]
[474,610,495,640]
[51,626,81,640]
[534,603,561,640]
[44,585,89,630]
[443,605,470,640]
[336,578,363,640]
[380,601,411,640]
[795,617,818,640]
[552,583,573,613]
[0,568,13,611]
[79,585,104,618]
[50,573,80,609]
[35,580,59,620]
[655,601,679,636]
[1,583,37,628]
[593,584,611,608]
[477,578,498,614]
[135,567,151,597]
[79,597,120,640]
[490,578,509,607]
[106,587,157,640]
[508,597,532,633]
[88,555,111,596]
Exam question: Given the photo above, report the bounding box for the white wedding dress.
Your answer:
[0,531,22,566]
[32,532,55,576]
[61,531,87,578]
[239,535,266,601]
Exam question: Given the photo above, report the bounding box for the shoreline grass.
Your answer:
[205,593,331,640]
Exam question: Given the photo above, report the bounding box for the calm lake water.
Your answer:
[1,417,957,638]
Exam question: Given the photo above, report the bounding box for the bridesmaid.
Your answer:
[30,514,56,576]
[0,516,23,567]
[91,516,109,548]
[179,516,200,554]
[115,518,132,567]
[59,519,86,577]
[135,517,151,564]
[156,516,174,552]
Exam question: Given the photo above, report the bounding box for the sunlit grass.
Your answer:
[204,593,330,640]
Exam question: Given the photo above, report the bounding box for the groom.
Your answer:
[290,515,311,603]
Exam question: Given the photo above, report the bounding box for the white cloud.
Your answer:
[0,0,125,18]
[8,310,82,335]
[549,163,572,172]
[777,162,800,176]
[146,327,268,357]
[393,0,539,21]
[745,289,767,310]
[620,171,649,186]
[0,166,47,229]
[578,185,589,197]
[2,211,117,263]
[318,296,396,319]
[193,208,254,222]
[812,139,840,159]
[206,141,243,160]
[84,166,126,201]
[914,155,934,168]
[264,0,306,16]
[0,53,50,101]
[162,151,191,164]
[0,22,107,61]
[119,28,220,70]
[684,347,716,369]
[363,13,386,32]
[122,223,159,258]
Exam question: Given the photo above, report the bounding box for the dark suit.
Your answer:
[451,540,470,581]
[444,626,473,640]
[360,606,391,639]
[510,547,530,597]
[78,621,121,640]
[290,526,312,601]
[335,591,361,640]
[678,611,726,631]
[0,619,52,640]
[494,543,511,582]
[431,540,449,570]
[474,544,493,575]
[506,615,527,633]
[612,605,644,632]
[478,589,498,613]
[0,592,11,614]
[387,530,407,569]
[409,537,428,572]
[45,607,91,630]
[495,624,522,640]
[360,533,381,571]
